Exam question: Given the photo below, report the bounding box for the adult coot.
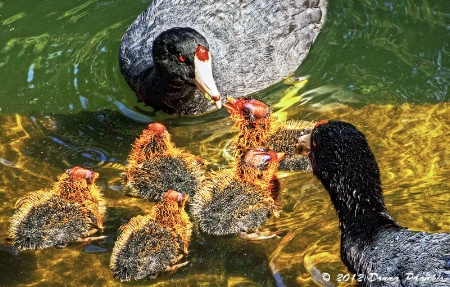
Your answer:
[298,120,450,287]
[120,0,327,115]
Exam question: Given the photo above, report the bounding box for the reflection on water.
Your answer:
[0,102,449,286]
[0,0,449,286]
[299,0,450,105]
[1,0,449,116]
[0,0,147,115]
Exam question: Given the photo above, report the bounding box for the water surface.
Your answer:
[0,0,449,286]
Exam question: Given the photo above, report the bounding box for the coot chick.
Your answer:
[299,120,450,287]
[191,148,284,236]
[9,167,106,250]
[124,122,205,201]
[110,190,192,281]
[120,1,327,115]
[55,166,106,229]
[225,97,313,171]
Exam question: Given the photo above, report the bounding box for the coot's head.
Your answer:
[153,27,221,109]
[298,120,378,179]
[224,97,271,125]
[298,120,381,196]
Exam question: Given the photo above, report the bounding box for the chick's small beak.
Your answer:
[179,194,188,208]
[274,152,286,162]
[194,46,221,109]
[295,133,311,156]
[224,96,238,113]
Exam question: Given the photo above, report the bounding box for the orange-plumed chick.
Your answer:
[110,190,192,281]
[224,97,313,171]
[124,122,205,201]
[9,166,106,250]
[191,148,284,236]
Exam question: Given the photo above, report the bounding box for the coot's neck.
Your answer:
[323,173,401,273]
[321,167,400,273]
[324,173,399,237]
[311,121,404,274]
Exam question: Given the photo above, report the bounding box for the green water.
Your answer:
[0,0,449,286]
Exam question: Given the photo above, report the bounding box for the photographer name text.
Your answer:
[321,272,448,283]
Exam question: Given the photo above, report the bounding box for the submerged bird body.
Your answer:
[120,0,327,115]
[9,167,105,250]
[110,190,192,281]
[302,120,450,287]
[125,123,205,201]
[191,148,283,236]
[225,97,313,171]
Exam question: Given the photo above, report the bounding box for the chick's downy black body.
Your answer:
[124,123,205,201]
[9,167,105,250]
[306,120,450,287]
[9,192,90,250]
[110,190,192,281]
[191,148,283,236]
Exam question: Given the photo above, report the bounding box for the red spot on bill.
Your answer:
[195,45,209,62]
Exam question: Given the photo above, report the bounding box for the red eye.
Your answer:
[178,54,186,62]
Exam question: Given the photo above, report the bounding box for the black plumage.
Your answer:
[303,120,450,287]
[121,27,217,115]
[120,0,327,115]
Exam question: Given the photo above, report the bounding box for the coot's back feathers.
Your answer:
[121,0,327,96]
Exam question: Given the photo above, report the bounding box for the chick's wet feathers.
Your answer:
[191,170,278,236]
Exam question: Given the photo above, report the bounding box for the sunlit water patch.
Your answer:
[0,0,449,286]
[0,101,449,286]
